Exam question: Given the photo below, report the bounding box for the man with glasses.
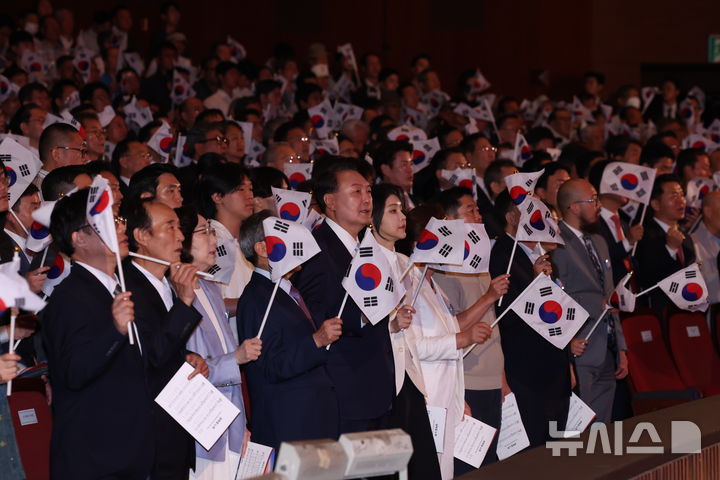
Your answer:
[35,122,88,190]
[274,121,311,163]
[553,179,628,424]
[76,112,108,162]
[111,140,153,195]
[9,103,47,158]
[374,140,418,208]
[495,114,523,146]
[264,141,299,171]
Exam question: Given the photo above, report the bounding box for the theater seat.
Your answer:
[621,314,700,414]
[7,390,52,480]
[668,312,720,397]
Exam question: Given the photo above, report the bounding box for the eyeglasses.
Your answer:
[193,222,216,236]
[86,128,107,138]
[479,146,497,153]
[55,145,89,156]
[125,151,153,160]
[288,136,309,143]
[114,216,127,226]
[199,135,228,145]
[573,197,599,205]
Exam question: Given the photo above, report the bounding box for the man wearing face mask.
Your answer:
[552,179,628,424]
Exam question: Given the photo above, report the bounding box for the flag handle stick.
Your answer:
[630,204,647,257]
[410,265,429,308]
[7,308,18,396]
[490,273,546,328]
[128,252,215,279]
[327,292,350,351]
[498,237,519,307]
[491,121,500,140]
[256,280,281,339]
[399,262,413,282]
[583,306,611,341]
[635,284,659,298]
[115,249,134,345]
[8,210,29,236]
[687,213,703,235]
[40,246,49,267]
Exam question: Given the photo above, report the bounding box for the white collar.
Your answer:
[120,176,131,186]
[653,217,673,233]
[75,261,118,295]
[562,220,585,240]
[325,217,359,254]
[3,228,27,253]
[377,242,401,278]
[599,206,618,224]
[507,233,541,263]
[254,267,292,296]
[132,260,174,311]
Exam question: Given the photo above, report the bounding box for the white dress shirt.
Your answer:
[75,261,118,295]
[600,207,631,252]
[132,260,173,311]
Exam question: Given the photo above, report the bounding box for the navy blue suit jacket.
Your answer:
[237,272,339,450]
[291,222,395,422]
[43,263,154,480]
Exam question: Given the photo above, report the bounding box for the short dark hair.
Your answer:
[8,103,40,135]
[175,205,199,263]
[429,147,464,173]
[110,139,136,176]
[18,82,49,105]
[374,140,413,178]
[371,183,405,231]
[11,183,38,213]
[484,159,517,194]
[493,190,515,229]
[124,198,154,252]
[640,143,675,168]
[313,157,362,213]
[239,210,273,266]
[460,133,491,157]
[215,61,240,77]
[273,121,305,143]
[650,174,682,203]
[250,166,289,199]
[127,163,179,203]
[605,134,641,158]
[79,82,110,104]
[525,126,555,148]
[197,163,250,219]
[255,79,282,97]
[535,162,571,191]
[38,122,81,165]
[436,186,474,217]
[676,148,707,177]
[584,71,606,85]
[50,188,91,257]
[42,165,89,201]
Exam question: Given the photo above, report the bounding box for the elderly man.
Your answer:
[691,191,720,306]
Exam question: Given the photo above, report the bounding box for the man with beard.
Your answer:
[553,179,628,424]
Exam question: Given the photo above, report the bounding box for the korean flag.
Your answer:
[410,137,440,173]
[86,175,119,254]
[599,162,656,205]
[432,223,491,274]
[272,187,311,224]
[504,169,544,206]
[147,120,174,162]
[206,237,237,285]
[657,263,709,312]
[262,216,321,282]
[283,163,314,190]
[516,197,564,245]
[409,217,465,266]
[1,137,41,208]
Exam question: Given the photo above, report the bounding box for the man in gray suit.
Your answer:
[552,179,628,424]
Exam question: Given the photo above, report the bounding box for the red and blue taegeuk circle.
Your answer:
[89,190,110,215]
[539,300,563,324]
[620,174,638,190]
[681,282,703,302]
[47,254,65,279]
[355,263,382,291]
[509,186,527,205]
[529,210,545,230]
[266,236,287,262]
[279,202,301,221]
[416,230,439,250]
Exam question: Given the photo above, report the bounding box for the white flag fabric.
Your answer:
[42,252,71,297]
[226,36,247,62]
[512,134,532,167]
[336,43,359,75]
[121,51,145,76]
[26,200,56,253]
[421,90,450,117]
[410,137,441,173]
[387,124,427,142]
[686,177,716,209]
[342,232,406,325]
[170,69,195,105]
[0,255,46,313]
[607,272,636,312]
[468,69,491,94]
[505,169,544,206]
[516,197,564,244]
[1,137,41,207]
[334,102,363,122]
[86,175,119,254]
[272,187,311,224]
[308,99,339,139]
[707,119,720,144]
[147,121,174,161]
[262,216,321,282]
[409,217,465,266]
[656,263,709,312]
[97,105,116,128]
[431,223,491,274]
[641,87,658,112]
[599,162,656,205]
[173,135,192,168]
[310,138,339,157]
[302,209,325,231]
[509,273,589,349]
[403,105,429,130]
[43,112,81,130]
[473,99,496,123]
[439,168,477,196]
[682,134,719,153]
[124,96,153,130]
[570,96,593,123]
[0,75,18,103]
[206,238,237,285]
[283,163,313,190]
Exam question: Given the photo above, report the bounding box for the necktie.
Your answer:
[676,247,685,267]
[610,214,624,242]
[582,235,605,291]
[288,285,316,331]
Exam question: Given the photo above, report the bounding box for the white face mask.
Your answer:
[625,96,641,109]
[24,22,39,35]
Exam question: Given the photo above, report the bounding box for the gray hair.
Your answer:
[239,210,273,266]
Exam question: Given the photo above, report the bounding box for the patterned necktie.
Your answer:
[582,235,605,291]
[288,285,316,331]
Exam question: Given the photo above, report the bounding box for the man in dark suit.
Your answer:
[111,140,153,198]
[489,191,571,448]
[236,210,341,450]
[553,179,628,424]
[635,174,696,314]
[124,199,206,480]
[43,189,154,479]
[292,158,396,434]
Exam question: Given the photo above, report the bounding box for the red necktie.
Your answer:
[289,285,316,331]
[676,247,685,267]
[611,214,624,242]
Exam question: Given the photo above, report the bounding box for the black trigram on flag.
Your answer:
[524,302,535,314]
[438,244,453,257]
[612,165,623,176]
[18,164,30,176]
[468,230,481,244]
[217,245,227,257]
[292,242,303,256]
[15,297,25,308]
[470,255,481,269]
[385,277,394,292]
[274,194,282,203]
[523,224,533,236]
[539,286,553,297]
[669,281,679,293]
[0,154,10,162]
[549,327,562,336]
[89,186,100,199]
[610,184,619,192]
[364,296,378,307]
[524,179,533,187]
[273,220,289,233]
[449,174,459,184]
[207,264,221,275]
[566,308,575,320]
[358,246,373,257]
[438,226,452,237]
[635,188,646,199]
[640,171,649,181]
[685,270,697,279]
[548,227,556,238]
[526,201,535,214]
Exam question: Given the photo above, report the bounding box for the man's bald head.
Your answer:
[557,178,594,214]
[701,191,720,236]
[702,190,720,212]
[39,123,83,165]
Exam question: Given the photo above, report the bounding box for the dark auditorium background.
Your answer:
[7,0,720,99]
